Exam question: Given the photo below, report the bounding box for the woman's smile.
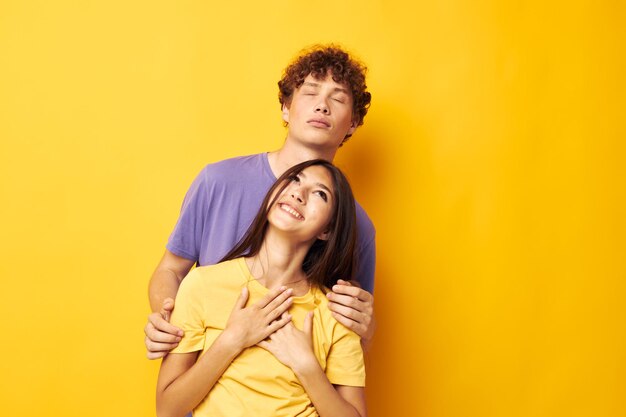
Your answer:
[278,203,304,220]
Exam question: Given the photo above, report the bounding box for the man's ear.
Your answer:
[346,119,358,137]
[282,103,290,124]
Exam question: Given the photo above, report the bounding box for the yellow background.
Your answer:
[1,1,624,416]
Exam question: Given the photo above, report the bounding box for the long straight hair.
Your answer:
[220,159,357,289]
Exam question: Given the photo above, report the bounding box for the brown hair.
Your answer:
[220,159,357,289]
[278,45,372,143]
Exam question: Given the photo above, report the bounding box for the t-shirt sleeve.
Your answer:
[355,234,376,294]
[166,167,209,262]
[169,269,206,353]
[325,322,366,387]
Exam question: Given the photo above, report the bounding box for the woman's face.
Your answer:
[268,165,335,243]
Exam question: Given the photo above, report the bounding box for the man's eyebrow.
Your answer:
[332,87,349,95]
[301,82,349,95]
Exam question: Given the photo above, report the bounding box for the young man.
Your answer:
[145,45,376,359]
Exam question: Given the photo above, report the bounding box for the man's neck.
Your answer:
[267,139,338,178]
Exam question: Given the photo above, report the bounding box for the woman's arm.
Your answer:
[294,362,366,417]
[156,333,242,417]
[258,312,366,417]
[156,286,294,417]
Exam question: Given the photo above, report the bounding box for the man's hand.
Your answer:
[327,280,376,350]
[144,298,184,360]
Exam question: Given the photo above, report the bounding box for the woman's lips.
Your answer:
[279,203,304,220]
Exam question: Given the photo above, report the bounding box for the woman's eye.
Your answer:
[290,174,300,183]
[332,98,345,103]
[315,190,328,201]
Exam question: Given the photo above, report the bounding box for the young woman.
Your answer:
[156,159,366,417]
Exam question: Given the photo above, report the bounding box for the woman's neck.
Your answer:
[246,230,312,296]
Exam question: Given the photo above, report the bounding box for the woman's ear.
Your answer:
[317,230,330,241]
[282,103,290,124]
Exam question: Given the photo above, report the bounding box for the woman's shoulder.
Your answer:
[311,286,362,336]
[182,258,247,288]
[310,286,335,322]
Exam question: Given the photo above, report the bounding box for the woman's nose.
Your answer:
[291,191,304,203]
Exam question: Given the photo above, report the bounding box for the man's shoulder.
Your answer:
[196,153,273,186]
[354,200,376,240]
[203,153,265,173]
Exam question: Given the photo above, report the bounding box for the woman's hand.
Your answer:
[259,310,367,417]
[258,311,318,374]
[157,286,294,417]
[221,286,294,352]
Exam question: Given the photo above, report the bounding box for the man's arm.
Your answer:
[145,249,196,359]
[328,209,377,349]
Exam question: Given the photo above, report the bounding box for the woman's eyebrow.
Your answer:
[299,171,333,194]
[315,183,332,194]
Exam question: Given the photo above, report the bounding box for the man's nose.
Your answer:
[315,100,330,114]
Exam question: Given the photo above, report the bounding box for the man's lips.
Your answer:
[307,118,331,128]
[279,203,304,220]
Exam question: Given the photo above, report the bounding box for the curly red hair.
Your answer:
[278,45,371,142]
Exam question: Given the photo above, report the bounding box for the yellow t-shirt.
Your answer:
[170,257,365,417]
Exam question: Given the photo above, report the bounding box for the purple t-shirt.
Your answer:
[167,153,376,293]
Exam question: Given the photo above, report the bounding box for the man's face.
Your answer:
[283,73,357,150]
